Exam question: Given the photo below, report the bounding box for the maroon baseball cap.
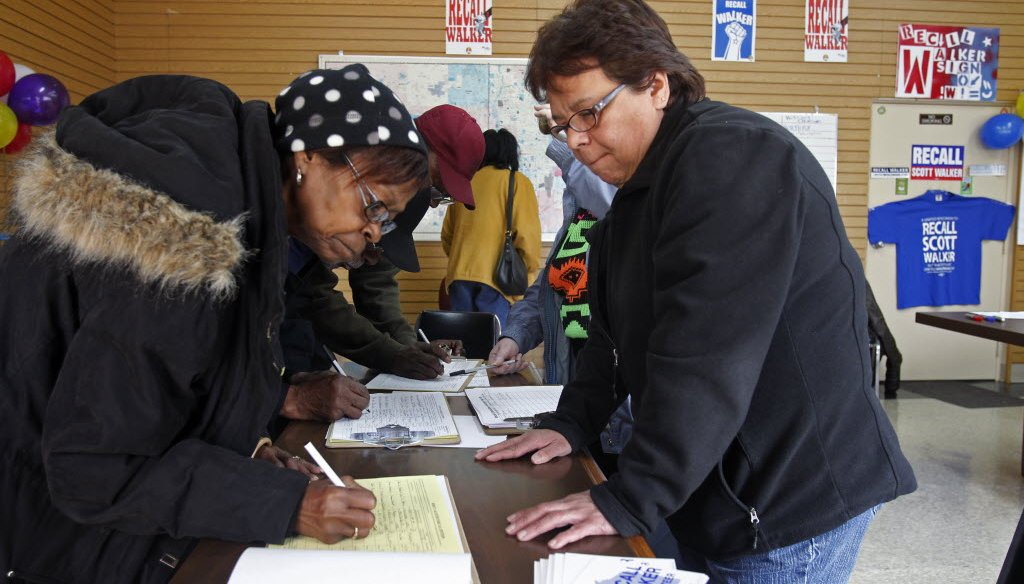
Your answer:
[415,105,484,208]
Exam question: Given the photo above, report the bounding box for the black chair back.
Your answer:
[416,310,500,360]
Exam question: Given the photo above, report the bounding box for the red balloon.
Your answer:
[0,51,13,97]
[2,122,31,154]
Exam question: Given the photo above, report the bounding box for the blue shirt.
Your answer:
[868,190,1014,309]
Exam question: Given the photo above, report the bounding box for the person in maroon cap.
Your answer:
[416,104,485,209]
[279,104,486,392]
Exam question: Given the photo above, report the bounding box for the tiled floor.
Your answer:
[851,385,1024,583]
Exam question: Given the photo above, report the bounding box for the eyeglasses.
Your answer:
[549,84,627,142]
[428,185,455,206]
[342,154,396,235]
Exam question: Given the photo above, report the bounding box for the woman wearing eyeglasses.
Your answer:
[0,65,427,583]
[476,1,916,582]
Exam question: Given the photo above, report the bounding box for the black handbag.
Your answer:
[493,169,529,296]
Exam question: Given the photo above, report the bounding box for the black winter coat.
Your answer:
[0,76,308,583]
[539,99,916,560]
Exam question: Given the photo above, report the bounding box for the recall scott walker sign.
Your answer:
[911,145,964,181]
[896,23,999,101]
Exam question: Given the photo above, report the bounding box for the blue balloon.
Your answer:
[980,113,1024,149]
[7,73,69,126]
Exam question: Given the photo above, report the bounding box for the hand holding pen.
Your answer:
[449,360,518,376]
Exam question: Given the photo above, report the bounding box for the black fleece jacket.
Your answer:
[538,99,916,560]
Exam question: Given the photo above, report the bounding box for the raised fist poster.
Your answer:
[712,0,756,62]
[896,24,999,101]
[446,0,492,55]
[804,0,848,62]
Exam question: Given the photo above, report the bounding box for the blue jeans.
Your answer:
[448,280,511,328]
[677,505,880,584]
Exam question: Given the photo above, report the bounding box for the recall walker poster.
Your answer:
[712,0,756,62]
[446,0,492,55]
[804,0,848,62]
[896,24,999,101]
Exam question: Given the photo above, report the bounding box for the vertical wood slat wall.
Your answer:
[2,0,1024,358]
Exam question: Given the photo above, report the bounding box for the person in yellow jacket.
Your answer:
[442,128,541,327]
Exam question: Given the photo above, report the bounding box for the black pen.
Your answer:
[322,344,348,377]
[449,360,517,376]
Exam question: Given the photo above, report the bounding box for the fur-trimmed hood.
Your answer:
[6,75,285,300]
[12,133,246,298]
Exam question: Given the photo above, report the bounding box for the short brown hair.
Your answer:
[321,146,429,190]
[283,145,430,191]
[525,0,705,108]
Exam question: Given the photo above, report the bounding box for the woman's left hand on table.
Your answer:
[505,490,618,549]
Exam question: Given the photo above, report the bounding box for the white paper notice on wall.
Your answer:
[970,164,1007,177]
[762,112,839,193]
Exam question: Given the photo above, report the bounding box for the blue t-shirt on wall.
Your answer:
[868,190,1015,309]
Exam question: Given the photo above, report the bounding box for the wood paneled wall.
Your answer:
[0,0,115,231]
[4,1,1024,350]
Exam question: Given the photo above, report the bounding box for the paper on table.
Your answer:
[228,549,472,584]
[366,359,482,392]
[428,416,506,449]
[972,311,1024,319]
[466,371,491,387]
[534,553,707,584]
[466,386,563,428]
[327,392,458,447]
[272,475,465,553]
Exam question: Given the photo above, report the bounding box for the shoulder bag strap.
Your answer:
[504,169,517,236]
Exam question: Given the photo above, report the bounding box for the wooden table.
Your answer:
[170,376,651,583]
[915,311,1024,346]
[915,311,1024,475]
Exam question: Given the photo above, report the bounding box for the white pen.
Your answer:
[417,328,431,344]
[304,441,346,488]
[322,344,348,377]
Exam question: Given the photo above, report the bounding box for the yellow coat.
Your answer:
[441,166,542,301]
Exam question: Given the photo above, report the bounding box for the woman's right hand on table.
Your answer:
[295,477,376,543]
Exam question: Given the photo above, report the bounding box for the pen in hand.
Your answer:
[449,360,518,376]
[323,344,348,377]
[304,441,346,488]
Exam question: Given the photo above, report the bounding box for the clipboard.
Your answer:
[326,392,461,448]
[465,386,563,436]
[262,475,481,584]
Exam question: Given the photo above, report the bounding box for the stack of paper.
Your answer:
[229,475,474,584]
[465,385,563,430]
[366,358,482,392]
[535,553,708,584]
[326,391,459,448]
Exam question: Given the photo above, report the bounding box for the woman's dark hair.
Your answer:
[480,129,520,172]
[525,0,705,108]
[284,145,430,190]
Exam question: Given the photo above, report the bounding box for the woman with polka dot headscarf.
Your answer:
[0,65,428,582]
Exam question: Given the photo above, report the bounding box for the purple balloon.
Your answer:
[7,73,70,126]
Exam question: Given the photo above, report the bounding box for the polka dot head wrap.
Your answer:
[273,64,426,157]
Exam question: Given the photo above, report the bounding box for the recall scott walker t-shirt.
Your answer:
[868,190,1015,309]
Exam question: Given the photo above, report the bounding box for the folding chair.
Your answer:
[416,310,500,360]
